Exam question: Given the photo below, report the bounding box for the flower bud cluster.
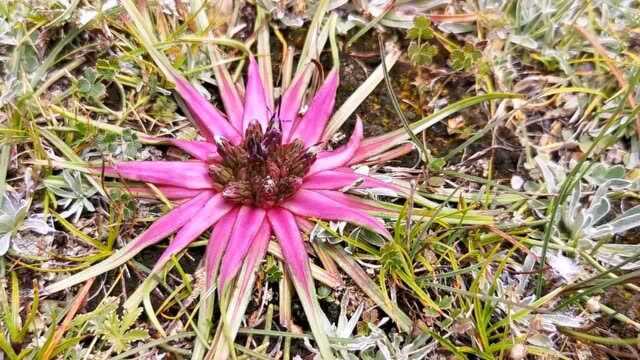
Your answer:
[210,121,316,207]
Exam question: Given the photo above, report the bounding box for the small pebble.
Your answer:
[586,297,601,313]
[511,175,524,190]
[509,344,527,360]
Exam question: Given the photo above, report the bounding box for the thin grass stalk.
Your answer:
[0,145,10,206]
[321,243,413,331]
[295,0,330,75]
[378,36,428,162]
[256,7,273,108]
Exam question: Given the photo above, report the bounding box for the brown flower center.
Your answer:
[209,122,316,207]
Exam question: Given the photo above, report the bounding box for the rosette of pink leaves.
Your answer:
[44,4,418,360]
[114,57,400,293]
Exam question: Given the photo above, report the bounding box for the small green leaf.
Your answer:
[407,16,434,40]
[77,68,106,99]
[96,58,118,81]
[96,132,119,154]
[78,78,92,93]
[150,95,177,123]
[264,255,283,283]
[429,158,445,171]
[92,83,106,98]
[84,68,98,82]
[110,189,137,220]
[75,297,149,353]
[121,129,142,160]
[408,43,438,65]
[450,44,481,71]
[96,129,141,160]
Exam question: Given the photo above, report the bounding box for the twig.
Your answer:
[41,278,95,360]
[486,225,538,260]
[429,13,478,23]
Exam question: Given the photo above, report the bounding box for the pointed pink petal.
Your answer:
[208,220,271,358]
[42,191,214,295]
[348,127,419,164]
[282,189,391,238]
[279,65,312,139]
[217,206,267,289]
[295,216,314,233]
[242,57,270,132]
[153,194,234,271]
[349,134,398,164]
[105,161,214,189]
[217,221,271,313]
[352,143,415,165]
[308,118,362,175]
[129,191,214,251]
[267,207,333,358]
[288,69,339,146]
[312,190,384,212]
[361,131,396,148]
[168,139,219,162]
[126,186,204,200]
[267,208,311,288]
[242,220,271,273]
[302,167,401,193]
[204,208,239,287]
[173,75,241,143]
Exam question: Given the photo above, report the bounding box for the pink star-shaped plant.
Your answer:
[104,57,398,292]
[46,48,409,356]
